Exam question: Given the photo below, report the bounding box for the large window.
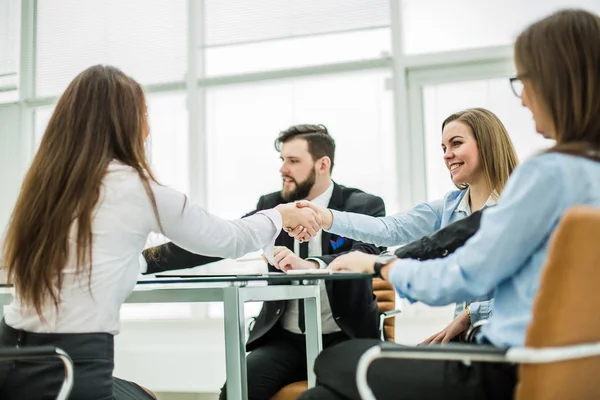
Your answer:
[146,92,189,195]
[0,104,21,229]
[205,29,391,77]
[8,0,600,390]
[206,69,397,219]
[35,0,187,97]
[204,0,391,76]
[402,0,600,55]
[422,78,554,201]
[34,105,54,147]
[34,92,189,196]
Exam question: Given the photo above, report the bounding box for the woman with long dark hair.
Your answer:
[0,65,320,399]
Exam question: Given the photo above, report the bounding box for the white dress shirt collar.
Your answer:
[455,188,499,215]
[310,181,334,208]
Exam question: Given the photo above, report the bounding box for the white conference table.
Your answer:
[0,272,372,400]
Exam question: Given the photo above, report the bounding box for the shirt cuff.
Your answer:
[306,257,328,269]
[257,209,283,265]
[468,300,493,325]
[387,258,418,303]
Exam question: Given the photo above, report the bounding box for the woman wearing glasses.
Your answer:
[297,8,600,400]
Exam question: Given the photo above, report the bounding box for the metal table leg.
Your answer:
[223,285,247,400]
[303,283,323,388]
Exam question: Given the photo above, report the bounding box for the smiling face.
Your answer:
[441,121,482,186]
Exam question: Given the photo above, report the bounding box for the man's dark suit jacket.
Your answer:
[143,182,386,351]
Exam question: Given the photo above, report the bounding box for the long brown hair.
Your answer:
[442,108,519,196]
[515,9,600,159]
[2,65,162,318]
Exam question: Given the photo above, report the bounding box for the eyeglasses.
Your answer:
[509,74,527,98]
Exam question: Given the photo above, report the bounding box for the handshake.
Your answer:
[270,201,378,275]
[268,201,333,272]
[275,201,333,243]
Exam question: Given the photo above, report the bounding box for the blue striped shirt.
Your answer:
[385,153,600,347]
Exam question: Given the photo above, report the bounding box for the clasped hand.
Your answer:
[281,201,333,242]
[278,201,379,274]
[275,202,323,241]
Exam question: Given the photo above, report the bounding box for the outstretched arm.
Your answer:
[142,188,321,271]
[294,199,443,247]
[142,196,268,274]
[318,195,386,266]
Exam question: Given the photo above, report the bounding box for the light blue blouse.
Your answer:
[385,153,600,347]
[328,187,495,323]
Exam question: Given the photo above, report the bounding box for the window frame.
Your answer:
[8,0,565,324]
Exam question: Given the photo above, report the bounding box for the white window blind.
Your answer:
[35,0,187,97]
[205,29,391,77]
[204,0,390,47]
[204,0,391,76]
[0,0,19,98]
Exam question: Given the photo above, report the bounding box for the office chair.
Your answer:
[0,346,74,400]
[357,206,600,400]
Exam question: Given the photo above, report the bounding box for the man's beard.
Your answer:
[281,168,316,202]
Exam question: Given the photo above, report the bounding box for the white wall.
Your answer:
[115,319,228,393]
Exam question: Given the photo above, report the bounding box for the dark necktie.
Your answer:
[298,241,309,333]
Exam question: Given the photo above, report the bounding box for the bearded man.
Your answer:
[144,124,385,400]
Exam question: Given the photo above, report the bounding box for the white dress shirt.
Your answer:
[281,182,341,334]
[3,161,281,334]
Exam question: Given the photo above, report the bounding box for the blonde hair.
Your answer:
[442,108,519,196]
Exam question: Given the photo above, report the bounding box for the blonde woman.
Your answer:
[289,107,519,343]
